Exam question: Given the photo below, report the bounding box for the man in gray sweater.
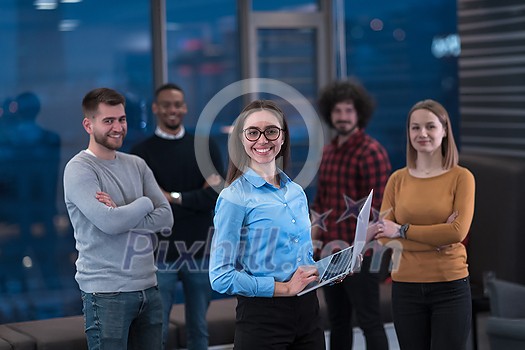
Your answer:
[63,87,173,350]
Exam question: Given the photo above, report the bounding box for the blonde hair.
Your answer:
[406,99,458,169]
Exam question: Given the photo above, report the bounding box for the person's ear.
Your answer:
[82,117,93,134]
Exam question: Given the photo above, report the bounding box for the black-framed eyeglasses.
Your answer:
[243,126,283,142]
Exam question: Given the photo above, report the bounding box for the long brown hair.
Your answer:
[225,100,290,185]
[406,99,458,169]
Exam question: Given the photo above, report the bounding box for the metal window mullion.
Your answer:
[151,0,167,89]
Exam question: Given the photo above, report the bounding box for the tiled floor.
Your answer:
[340,323,399,350]
[210,316,491,350]
[473,312,490,350]
[346,316,490,350]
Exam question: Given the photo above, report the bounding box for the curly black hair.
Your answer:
[317,78,375,129]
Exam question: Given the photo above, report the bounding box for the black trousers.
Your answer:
[392,277,472,350]
[234,292,325,350]
[323,255,389,350]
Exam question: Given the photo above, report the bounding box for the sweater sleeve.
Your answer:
[132,162,174,233]
[64,159,153,234]
[378,170,438,252]
[404,168,475,247]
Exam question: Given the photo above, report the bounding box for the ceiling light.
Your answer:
[34,0,58,10]
[59,19,80,31]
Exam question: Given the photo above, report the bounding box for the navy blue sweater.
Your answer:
[131,133,224,262]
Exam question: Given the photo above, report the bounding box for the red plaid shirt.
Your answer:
[312,130,391,249]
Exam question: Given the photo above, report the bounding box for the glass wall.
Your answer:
[0,0,459,322]
[164,0,240,171]
[0,0,153,322]
[343,0,459,170]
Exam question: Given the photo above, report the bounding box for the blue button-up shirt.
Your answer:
[209,168,316,297]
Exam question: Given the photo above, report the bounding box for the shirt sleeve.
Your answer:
[311,144,328,212]
[311,156,327,244]
[358,143,391,212]
[209,190,275,297]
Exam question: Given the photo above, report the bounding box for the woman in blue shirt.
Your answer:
[209,100,325,349]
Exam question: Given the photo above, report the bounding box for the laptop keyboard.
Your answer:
[320,248,352,282]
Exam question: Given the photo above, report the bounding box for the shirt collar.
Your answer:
[155,126,185,140]
[84,149,96,157]
[242,167,291,188]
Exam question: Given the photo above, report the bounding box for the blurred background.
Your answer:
[0,0,523,323]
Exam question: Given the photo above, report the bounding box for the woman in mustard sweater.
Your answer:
[374,99,475,350]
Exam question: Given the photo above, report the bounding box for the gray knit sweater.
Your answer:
[64,150,173,293]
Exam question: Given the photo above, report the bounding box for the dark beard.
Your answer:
[335,123,358,136]
[94,133,123,151]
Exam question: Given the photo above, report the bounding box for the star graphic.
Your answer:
[310,209,332,231]
[371,207,392,223]
[336,194,367,223]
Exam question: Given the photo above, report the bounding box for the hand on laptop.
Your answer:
[355,253,363,271]
[329,253,363,285]
[330,275,347,285]
[274,265,319,297]
[368,221,385,241]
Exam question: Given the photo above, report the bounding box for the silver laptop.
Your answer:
[297,189,374,296]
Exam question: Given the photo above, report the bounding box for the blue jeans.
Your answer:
[392,277,472,350]
[157,260,211,350]
[81,286,163,350]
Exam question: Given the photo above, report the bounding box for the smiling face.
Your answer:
[241,110,284,168]
[83,102,127,155]
[153,88,187,134]
[409,108,446,155]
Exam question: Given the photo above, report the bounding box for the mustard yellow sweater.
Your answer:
[379,166,475,283]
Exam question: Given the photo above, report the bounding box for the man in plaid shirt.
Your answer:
[312,79,391,350]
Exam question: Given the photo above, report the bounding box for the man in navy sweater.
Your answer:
[131,83,224,350]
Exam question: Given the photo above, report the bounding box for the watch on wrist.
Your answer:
[170,192,181,203]
[399,223,409,239]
